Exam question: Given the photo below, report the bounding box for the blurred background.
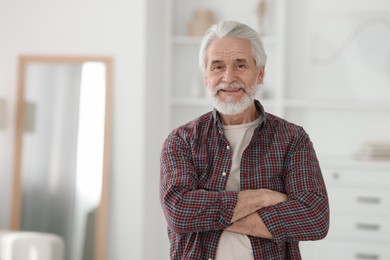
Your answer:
[0,0,390,259]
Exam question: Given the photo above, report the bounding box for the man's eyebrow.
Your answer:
[210,59,248,65]
[210,60,223,65]
[235,58,248,63]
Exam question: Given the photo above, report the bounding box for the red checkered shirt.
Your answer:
[160,100,329,260]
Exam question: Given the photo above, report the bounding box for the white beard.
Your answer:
[207,82,260,115]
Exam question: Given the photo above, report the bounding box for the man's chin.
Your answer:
[214,99,253,116]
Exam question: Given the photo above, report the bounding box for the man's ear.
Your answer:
[257,66,265,84]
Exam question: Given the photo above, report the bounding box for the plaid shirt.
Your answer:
[160,100,329,260]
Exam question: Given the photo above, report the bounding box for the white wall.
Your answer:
[143,0,171,259]
[0,0,169,259]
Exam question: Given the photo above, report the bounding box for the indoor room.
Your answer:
[0,0,389,259]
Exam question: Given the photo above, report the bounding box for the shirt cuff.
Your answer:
[217,190,238,229]
[258,206,286,244]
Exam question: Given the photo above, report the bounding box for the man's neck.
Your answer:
[220,104,259,125]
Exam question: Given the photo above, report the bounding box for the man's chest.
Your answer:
[192,137,287,192]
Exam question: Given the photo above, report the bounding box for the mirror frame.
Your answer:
[11,55,112,260]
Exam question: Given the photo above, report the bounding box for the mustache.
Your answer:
[214,82,246,94]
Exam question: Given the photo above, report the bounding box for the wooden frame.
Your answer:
[11,55,112,260]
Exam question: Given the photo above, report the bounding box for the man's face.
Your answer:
[204,37,264,115]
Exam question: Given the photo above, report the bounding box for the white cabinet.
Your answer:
[301,240,390,260]
[164,0,287,130]
[301,161,390,260]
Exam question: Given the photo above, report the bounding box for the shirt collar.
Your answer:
[213,99,267,132]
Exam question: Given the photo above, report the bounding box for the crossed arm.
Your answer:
[226,189,287,239]
[161,130,329,241]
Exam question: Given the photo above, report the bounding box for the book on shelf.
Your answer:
[357,142,390,161]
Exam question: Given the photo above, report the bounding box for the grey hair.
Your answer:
[199,20,267,74]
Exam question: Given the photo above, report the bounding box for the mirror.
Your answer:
[11,55,112,260]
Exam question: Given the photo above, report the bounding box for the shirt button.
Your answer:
[226,145,230,150]
[222,172,227,176]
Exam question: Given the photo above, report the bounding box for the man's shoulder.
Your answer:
[168,111,214,139]
[265,112,305,136]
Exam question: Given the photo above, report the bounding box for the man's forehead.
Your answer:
[207,37,253,62]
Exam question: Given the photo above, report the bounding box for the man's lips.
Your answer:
[218,88,243,93]
[222,88,241,92]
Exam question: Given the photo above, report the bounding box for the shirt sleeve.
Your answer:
[258,127,330,244]
[160,131,238,234]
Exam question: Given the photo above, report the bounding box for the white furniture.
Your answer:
[164,1,390,259]
[0,230,15,256]
[300,160,390,260]
[163,0,390,158]
[0,231,64,260]
[284,2,390,256]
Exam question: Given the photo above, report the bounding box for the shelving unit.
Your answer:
[283,0,390,161]
[286,0,390,258]
[164,0,390,156]
[163,0,390,258]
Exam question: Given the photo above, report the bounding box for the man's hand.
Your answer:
[227,212,273,239]
[259,189,288,208]
[231,189,287,222]
[227,189,287,239]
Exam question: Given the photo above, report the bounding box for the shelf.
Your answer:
[310,0,390,13]
[319,156,390,170]
[171,98,390,111]
[283,99,390,110]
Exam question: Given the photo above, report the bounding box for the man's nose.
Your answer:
[222,67,237,83]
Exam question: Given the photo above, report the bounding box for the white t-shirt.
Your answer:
[215,116,261,260]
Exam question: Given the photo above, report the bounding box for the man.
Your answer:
[160,21,329,260]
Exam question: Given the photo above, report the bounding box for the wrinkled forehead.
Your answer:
[206,37,255,65]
